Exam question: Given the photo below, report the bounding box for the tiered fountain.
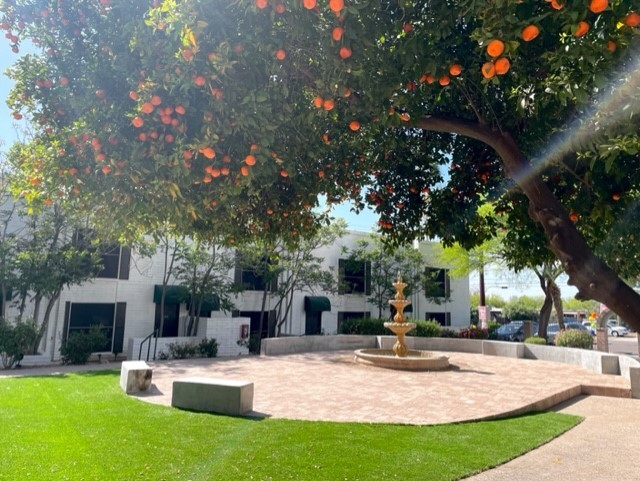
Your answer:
[354,275,450,371]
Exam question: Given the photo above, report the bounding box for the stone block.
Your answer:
[630,367,640,399]
[172,377,254,416]
[120,360,153,394]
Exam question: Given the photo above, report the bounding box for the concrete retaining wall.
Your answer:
[261,334,639,398]
[482,340,524,358]
[524,344,621,375]
[260,335,376,356]
[378,336,484,353]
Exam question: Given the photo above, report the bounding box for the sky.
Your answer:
[0,36,576,301]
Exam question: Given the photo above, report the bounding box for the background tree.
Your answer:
[11,204,102,353]
[436,204,504,307]
[342,235,424,318]
[272,220,346,335]
[2,0,640,327]
[0,171,18,319]
[174,239,236,336]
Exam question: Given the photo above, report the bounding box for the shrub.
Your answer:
[524,336,547,345]
[197,338,218,358]
[60,325,109,365]
[555,330,593,349]
[238,332,262,354]
[167,342,197,359]
[440,328,459,338]
[338,318,388,335]
[458,325,489,340]
[408,320,442,338]
[0,320,39,369]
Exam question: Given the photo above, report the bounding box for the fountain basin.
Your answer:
[354,348,450,371]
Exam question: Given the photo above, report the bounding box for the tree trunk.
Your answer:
[32,292,59,355]
[536,273,552,339]
[416,117,640,331]
[479,267,486,307]
[549,279,564,329]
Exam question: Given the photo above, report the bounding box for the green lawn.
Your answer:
[0,371,580,481]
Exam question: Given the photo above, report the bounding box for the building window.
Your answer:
[96,245,131,280]
[67,303,116,352]
[338,259,371,295]
[234,256,277,292]
[426,312,451,326]
[424,267,450,298]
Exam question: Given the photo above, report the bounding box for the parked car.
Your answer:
[607,322,629,337]
[546,322,591,344]
[495,321,538,342]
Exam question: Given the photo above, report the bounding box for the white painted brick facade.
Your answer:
[7,230,469,363]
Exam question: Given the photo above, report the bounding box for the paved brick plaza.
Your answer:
[133,350,630,425]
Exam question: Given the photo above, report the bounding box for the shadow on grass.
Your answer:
[0,368,120,381]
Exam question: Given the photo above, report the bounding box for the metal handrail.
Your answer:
[138,328,159,361]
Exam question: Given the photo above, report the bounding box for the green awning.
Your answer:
[153,285,189,304]
[304,296,331,313]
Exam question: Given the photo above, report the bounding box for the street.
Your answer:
[605,332,639,359]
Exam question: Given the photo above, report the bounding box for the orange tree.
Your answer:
[2,0,640,327]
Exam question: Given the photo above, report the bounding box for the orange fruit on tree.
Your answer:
[342,86,351,97]
[302,0,316,9]
[175,105,186,115]
[481,62,496,79]
[612,193,621,201]
[200,147,216,159]
[439,75,450,86]
[550,0,564,10]
[521,25,539,41]
[221,166,230,175]
[256,0,268,8]
[194,75,206,86]
[339,46,352,59]
[332,26,344,41]
[211,168,221,178]
[275,3,285,13]
[322,99,335,110]
[101,165,112,175]
[329,0,343,13]
[486,39,504,58]
[575,21,589,37]
[275,49,286,60]
[495,57,510,75]
[313,96,323,108]
[240,165,250,176]
[607,40,616,52]
[589,0,607,14]
[349,120,360,131]
[141,102,154,114]
[569,212,579,222]
[449,64,462,76]
[150,95,162,106]
[400,112,410,122]
[280,169,289,178]
[132,116,144,127]
[245,154,257,166]
[129,91,138,100]
[625,12,640,27]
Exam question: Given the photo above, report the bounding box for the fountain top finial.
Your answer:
[393,273,407,301]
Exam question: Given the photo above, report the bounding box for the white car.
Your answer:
[607,322,629,337]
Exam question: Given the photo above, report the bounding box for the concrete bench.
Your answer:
[171,377,254,416]
[120,361,153,394]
